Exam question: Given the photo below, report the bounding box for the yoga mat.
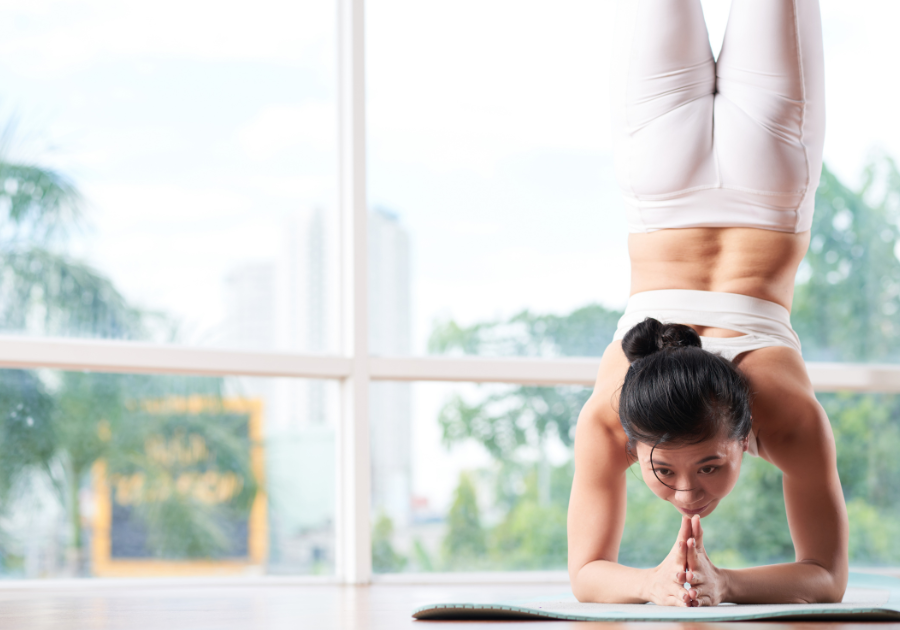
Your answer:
[413,572,900,621]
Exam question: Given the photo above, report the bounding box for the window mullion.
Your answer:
[336,0,372,585]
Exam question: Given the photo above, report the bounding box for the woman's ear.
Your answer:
[740,435,750,453]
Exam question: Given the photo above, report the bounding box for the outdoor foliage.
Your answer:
[794,156,900,362]
[0,143,260,575]
[372,512,407,573]
[375,158,900,573]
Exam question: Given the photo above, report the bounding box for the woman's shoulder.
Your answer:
[735,346,828,465]
[583,340,631,428]
[574,342,632,470]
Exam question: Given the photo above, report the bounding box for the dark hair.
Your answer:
[619,318,752,456]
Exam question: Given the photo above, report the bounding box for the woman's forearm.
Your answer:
[572,560,653,604]
[573,558,846,605]
[721,561,847,604]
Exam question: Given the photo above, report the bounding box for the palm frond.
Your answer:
[0,161,82,243]
[0,246,144,339]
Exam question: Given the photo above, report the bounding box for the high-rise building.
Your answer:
[368,208,412,531]
[222,207,336,573]
[223,262,277,351]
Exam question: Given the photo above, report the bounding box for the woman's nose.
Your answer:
[675,483,704,498]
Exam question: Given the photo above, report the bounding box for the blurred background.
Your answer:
[0,0,897,577]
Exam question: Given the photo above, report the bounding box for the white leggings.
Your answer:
[614,0,825,234]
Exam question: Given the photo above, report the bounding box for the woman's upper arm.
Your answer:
[567,344,632,584]
[740,348,849,591]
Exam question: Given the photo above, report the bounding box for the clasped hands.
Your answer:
[646,514,725,607]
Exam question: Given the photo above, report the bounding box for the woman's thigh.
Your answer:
[714,0,826,197]
[612,0,717,197]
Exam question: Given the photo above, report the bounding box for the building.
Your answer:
[222,206,413,571]
[223,207,336,573]
[368,208,413,531]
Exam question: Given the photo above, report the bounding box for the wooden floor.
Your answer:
[0,582,896,630]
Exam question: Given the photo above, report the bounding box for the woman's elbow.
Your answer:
[569,561,608,603]
[821,576,848,604]
[569,567,591,603]
[794,566,847,604]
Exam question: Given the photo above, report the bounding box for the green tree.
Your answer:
[432,305,616,517]
[794,160,900,362]
[442,472,486,568]
[487,463,571,569]
[0,143,145,339]
[432,307,616,570]
[0,370,259,572]
[817,392,900,565]
[372,513,407,573]
[438,385,588,509]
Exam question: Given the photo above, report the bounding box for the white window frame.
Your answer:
[0,0,898,585]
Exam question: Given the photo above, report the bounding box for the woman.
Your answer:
[568,0,848,607]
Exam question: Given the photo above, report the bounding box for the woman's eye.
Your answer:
[654,468,673,477]
[699,466,717,475]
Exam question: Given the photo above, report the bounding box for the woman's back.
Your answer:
[629,228,811,313]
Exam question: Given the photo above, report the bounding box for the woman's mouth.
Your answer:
[679,502,711,516]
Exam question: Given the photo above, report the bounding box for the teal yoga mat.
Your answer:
[413,572,900,621]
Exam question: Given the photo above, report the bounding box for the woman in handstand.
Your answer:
[568,0,847,607]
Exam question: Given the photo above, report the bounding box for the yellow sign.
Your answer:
[91,396,267,577]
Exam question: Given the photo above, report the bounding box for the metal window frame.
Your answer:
[2,336,900,585]
[3,337,898,392]
[0,0,898,587]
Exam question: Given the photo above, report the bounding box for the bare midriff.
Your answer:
[629,227,811,338]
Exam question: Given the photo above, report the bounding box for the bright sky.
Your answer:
[2,0,900,516]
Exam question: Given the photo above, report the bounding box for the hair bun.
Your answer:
[621,318,702,362]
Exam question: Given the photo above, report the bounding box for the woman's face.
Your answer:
[634,433,747,518]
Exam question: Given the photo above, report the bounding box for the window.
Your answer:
[0,368,337,577]
[0,0,898,583]
[0,0,338,352]
[367,0,626,358]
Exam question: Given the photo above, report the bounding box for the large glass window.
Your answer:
[0,1,338,352]
[1,0,899,584]
[628,391,900,568]
[370,381,586,573]
[372,383,900,573]
[0,368,335,578]
[364,0,900,576]
[366,0,628,359]
[367,0,900,364]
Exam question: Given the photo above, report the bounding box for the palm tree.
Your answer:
[0,138,144,339]
[0,134,260,576]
